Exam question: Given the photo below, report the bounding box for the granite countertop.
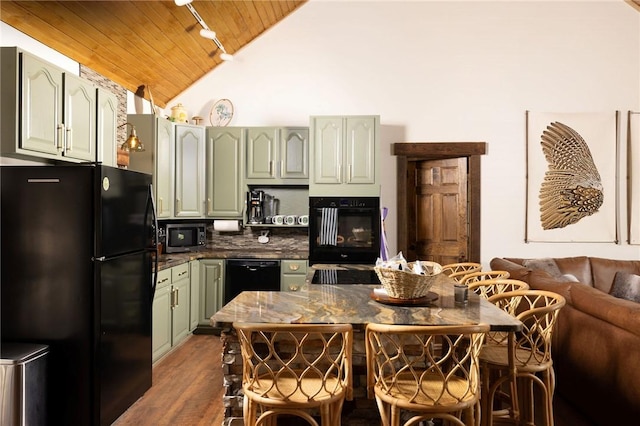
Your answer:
[157,248,308,270]
[211,268,523,331]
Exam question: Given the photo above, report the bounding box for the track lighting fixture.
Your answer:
[174,0,233,61]
[199,29,216,40]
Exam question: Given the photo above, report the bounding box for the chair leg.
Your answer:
[375,396,391,426]
[543,369,555,426]
[389,405,402,426]
[243,395,257,426]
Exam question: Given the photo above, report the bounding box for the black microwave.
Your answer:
[164,223,207,253]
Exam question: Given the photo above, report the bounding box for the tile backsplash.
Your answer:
[207,225,308,252]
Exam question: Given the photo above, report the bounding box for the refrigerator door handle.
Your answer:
[146,183,159,300]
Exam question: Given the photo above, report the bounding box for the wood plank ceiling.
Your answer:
[0,0,306,107]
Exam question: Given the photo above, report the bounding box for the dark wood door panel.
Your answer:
[393,142,486,264]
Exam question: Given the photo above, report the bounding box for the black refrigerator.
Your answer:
[0,164,158,425]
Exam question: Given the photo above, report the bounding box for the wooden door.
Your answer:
[408,158,468,265]
[393,142,486,264]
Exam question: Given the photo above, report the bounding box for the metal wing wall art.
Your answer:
[539,121,603,230]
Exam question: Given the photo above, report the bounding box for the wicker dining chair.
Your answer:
[441,262,482,282]
[467,277,528,301]
[233,322,353,426]
[365,322,490,426]
[480,290,566,426]
[458,270,511,287]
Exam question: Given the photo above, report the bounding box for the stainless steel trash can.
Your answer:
[1,343,49,426]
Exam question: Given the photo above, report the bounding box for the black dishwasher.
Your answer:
[224,259,281,304]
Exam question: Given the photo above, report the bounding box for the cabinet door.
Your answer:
[206,127,244,218]
[280,128,309,179]
[345,117,376,184]
[199,259,224,326]
[312,117,343,184]
[175,124,205,217]
[156,118,174,218]
[152,284,172,362]
[246,127,278,179]
[63,73,96,161]
[189,260,200,331]
[171,277,190,346]
[20,52,63,156]
[96,88,118,167]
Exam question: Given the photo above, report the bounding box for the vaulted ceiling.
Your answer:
[2,1,639,108]
[0,0,306,107]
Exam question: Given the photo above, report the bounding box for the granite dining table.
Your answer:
[210,265,523,425]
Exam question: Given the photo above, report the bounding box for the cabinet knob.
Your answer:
[289,264,299,271]
[288,285,299,291]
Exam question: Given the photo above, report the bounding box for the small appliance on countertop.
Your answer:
[163,223,207,253]
[247,190,265,224]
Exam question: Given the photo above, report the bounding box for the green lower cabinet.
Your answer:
[152,263,191,363]
[199,259,225,327]
[171,264,190,345]
[281,259,308,292]
[189,260,200,331]
[152,269,172,362]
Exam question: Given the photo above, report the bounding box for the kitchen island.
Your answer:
[211,266,522,424]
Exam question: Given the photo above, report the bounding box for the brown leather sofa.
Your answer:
[490,256,640,426]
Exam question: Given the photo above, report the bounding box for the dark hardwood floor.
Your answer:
[113,334,225,426]
[112,333,591,426]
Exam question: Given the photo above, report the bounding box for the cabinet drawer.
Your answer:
[172,263,190,281]
[156,269,172,289]
[281,260,307,275]
[281,275,306,292]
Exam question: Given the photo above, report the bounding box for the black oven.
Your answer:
[309,197,380,265]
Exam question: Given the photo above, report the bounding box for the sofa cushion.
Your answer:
[609,271,640,303]
[522,257,562,276]
[570,282,640,338]
[490,258,532,281]
[553,256,592,286]
[589,257,640,293]
[527,269,573,302]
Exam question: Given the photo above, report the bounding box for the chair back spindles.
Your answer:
[441,262,482,282]
[234,322,353,426]
[366,323,490,426]
[480,290,566,426]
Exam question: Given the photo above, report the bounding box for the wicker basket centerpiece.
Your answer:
[374,261,443,299]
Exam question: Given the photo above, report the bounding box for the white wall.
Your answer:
[169,0,640,263]
[3,1,639,263]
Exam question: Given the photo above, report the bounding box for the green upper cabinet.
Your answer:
[175,124,205,217]
[63,73,96,162]
[280,128,309,179]
[127,115,175,219]
[245,127,309,184]
[96,88,118,167]
[17,51,63,156]
[206,127,244,218]
[246,127,278,180]
[1,47,98,163]
[310,115,380,196]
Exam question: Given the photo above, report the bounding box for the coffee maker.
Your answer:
[247,190,264,224]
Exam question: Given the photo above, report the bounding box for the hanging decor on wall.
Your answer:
[525,111,619,243]
[629,111,640,245]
